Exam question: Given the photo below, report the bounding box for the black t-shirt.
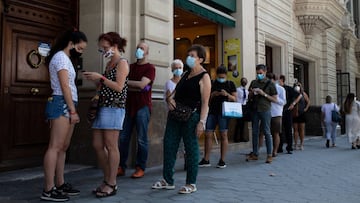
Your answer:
[283,85,300,109]
[209,80,237,115]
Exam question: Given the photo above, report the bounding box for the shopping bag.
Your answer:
[222,102,242,118]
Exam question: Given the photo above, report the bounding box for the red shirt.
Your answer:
[126,62,156,117]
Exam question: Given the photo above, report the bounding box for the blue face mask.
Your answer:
[135,48,144,59]
[186,56,196,69]
[172,69,183,76]
[257,74,265,80]
[216,78,226,83]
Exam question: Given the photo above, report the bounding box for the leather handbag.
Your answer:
[168,102,195,122]
[87,95,99,123]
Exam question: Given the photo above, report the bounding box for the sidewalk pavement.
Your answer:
[0,135,359,203]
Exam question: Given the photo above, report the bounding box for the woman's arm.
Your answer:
[304,92,310,111]
[58,69,79,124]
[197,73,211,137]
[83,60,129,92]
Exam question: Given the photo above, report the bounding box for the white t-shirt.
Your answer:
[164,79,177,109]
[49,51,78,101]
[271,83,286,117]
[321,102,339,123]
[164,79,176,98]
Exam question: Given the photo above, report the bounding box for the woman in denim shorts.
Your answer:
[83,32,128,198]
[41,30,87,202]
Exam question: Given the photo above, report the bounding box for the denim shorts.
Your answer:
[205,114,229,132]
[92,107,125,130]
[45,95,77,120]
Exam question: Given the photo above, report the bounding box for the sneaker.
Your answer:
[57,182,80,196]
[131,166,145,178]
[216,159,226,168]
[40,187,69,202]
[198,158,211,167]
[246,153,258,161]
[326,139,330,148]
[117,167,125,176]
[265,155,273,164]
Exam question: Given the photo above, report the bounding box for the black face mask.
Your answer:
[70,48,82,58]
[241,82,247,87]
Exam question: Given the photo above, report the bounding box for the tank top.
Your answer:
[174,71,208,110]
[98,59,128,108]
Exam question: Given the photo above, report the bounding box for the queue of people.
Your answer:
[42,29,353,201]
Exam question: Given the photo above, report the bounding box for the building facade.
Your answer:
[1,0,358,170]
[255,0,360,134]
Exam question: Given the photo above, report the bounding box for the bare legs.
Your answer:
[93,129,120,193]
[203,131,228,162]
[43,117,75,191]
[272,132,280,156]
[293,122,305,150]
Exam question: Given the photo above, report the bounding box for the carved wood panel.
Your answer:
[0,0,79,170]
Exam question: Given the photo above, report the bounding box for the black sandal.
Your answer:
[92,180,106,194]
[95,181,117,198]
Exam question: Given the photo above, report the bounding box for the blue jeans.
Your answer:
[119,106,150,170]
[325,121,337,144]
[252,110,272,155]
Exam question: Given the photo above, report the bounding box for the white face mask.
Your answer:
[294,86,300,92]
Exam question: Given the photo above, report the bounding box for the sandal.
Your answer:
[151,179,175,190]
[92,180,106,194]
[95,181,117,198]
[178,184,197,194]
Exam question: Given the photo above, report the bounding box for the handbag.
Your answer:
[292,103,299,118]
[168,102,195,122]
[331,104,342,123]
[222,102,242,118]
[87,95,100,123]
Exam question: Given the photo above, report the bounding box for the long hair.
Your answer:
[344,93,355,114]
[45,29,87,65]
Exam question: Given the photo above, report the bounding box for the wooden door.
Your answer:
[0,0,78,171]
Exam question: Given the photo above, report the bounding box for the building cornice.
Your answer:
[294,0,347,49]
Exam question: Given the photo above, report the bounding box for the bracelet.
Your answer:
[292,102,296,106]
[100,76,106,83]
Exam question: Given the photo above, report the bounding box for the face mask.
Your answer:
[241,82,247,87]
[294,86,300,92]
[104,49,115,58]
[172,69,183,76]
[70,48,82,58]
[186,56,196,69]
[217,78,226,83]
[257,74,265,80]
[135,48,144,59]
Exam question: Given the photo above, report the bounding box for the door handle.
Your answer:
[30,88,39,95]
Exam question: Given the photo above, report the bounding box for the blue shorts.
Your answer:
[45,95,77,120]
[205,114,229,132]
[92,107,125,130]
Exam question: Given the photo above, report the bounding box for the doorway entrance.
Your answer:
[293,58,309,93]
[0,0,79,171]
